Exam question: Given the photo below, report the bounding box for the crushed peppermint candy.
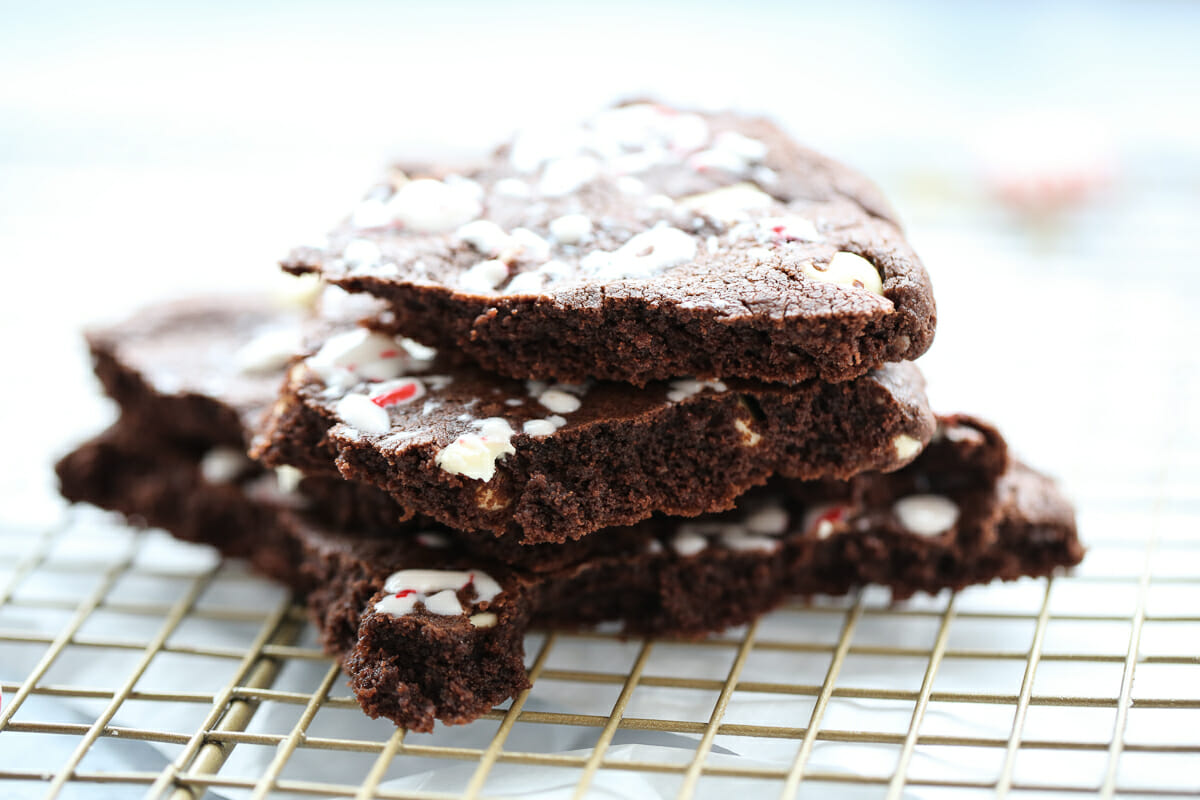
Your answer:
[200,446,250,484]
[335,393,390,435]
[456,219,511,256]
[580,224,697,281]
[375,568,502,618]
[803,503,850,540]
[459,259,509,293]
[537,388,581,414]
[307,328,429,388]
[369,378,426,408]
[435,418,517,481]
[548,213,593,244]
[666,378,728,403]
[386,178,482,232]
[893,495,959,537]
[234,326,303,375]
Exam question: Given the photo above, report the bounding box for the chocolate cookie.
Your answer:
[58,419,1082,732]
[283,103,935,386]
[252,324,936,543]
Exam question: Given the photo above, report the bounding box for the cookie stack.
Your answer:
[58,104,1082,731]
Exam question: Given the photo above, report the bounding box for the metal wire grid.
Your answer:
[1,469,1198,800]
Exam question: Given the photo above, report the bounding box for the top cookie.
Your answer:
[284,103,935,386]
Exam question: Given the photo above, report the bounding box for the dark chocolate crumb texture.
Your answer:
[283,103,936,386]
[252,322,936,543]
[58,417,1082,732]
[79,293,936,546]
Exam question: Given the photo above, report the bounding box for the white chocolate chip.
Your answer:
[538,389,581,414]
[336,393,390,435]
[469,612,499,628]
[275,465,303,494]
[893,495,959,537]
[720,529,780,553]
[680,183,774,225]
[893,434,923,461]
[509,228,552,262]
[713,131,769,162]
[744,503,789,535]
[307,329,411,388]
[734,418,762,447]
[580,224,698,281]
[456,220,511,256]
[459,259,509,293]
[760,215,822,242]
[386,178,482,232]
[200,447,249,484]
[539,155,600,196]
[235,327,302,375]
[522,419,558,437]
[672,531,708,557]
[667,378,728,403]
[416,531,450,548]
[549,214,593,244]
[382,569,501,602]
[435,418,516,481]
[502,271,546,295]
[374,591,418,616]
[423,589,464,616]
[801,252,884,296]
[341,239,382,268]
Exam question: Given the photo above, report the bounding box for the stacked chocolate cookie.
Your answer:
[58,104,1082,731]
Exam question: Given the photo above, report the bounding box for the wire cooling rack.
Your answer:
[1,464,1198,799]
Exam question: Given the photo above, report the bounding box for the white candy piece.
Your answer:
[720,529,780,553]
[307,328,411,387]
[374,591,418,616]
[382,569,502,602]
[522,419,558,437]
[760,215,822,242]
[275,465,303,494]
[672,531,708,557]
[680,183,774,224]
[335,393,390,435]
[713,131,769,162]
[502,271,546,295]
[581,224,697,281]
[509,228,552,262]
[235,327,302,375]
[456,220,511,255]
[469,612,499,628]
[435,418,517,481]
[416,531,451,549]
[537,388,581,414]
[666,378,728,403]
[803,503,848,540]
[341,239,382,268]
[801,252,884,296]
[893,495,959,537]
[893,433,923,461]
[387,178,482,232]
[549,214,593,244]
[459,259,509,293]
[200,447,249,484]
[539,155,600,196]
[423,589,464,616]
[743,503,790,535]
[368,377,426,407]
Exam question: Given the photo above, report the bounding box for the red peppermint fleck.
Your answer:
[772,225,786,235]
[371,381,420,407]
[378,349,399,359]
[814,506,846,529]
[394,589,415,599]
